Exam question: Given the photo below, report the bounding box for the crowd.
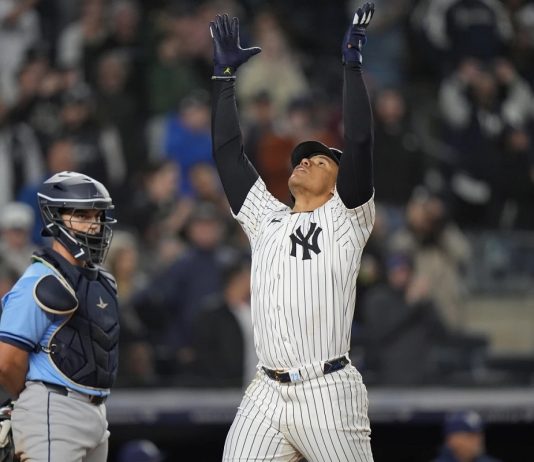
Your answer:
[0,0,533,388]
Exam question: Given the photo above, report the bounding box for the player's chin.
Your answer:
[288,174,302,190]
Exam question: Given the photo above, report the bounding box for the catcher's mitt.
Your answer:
[0,400,15,462]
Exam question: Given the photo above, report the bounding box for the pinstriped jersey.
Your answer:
[235,177,375,370]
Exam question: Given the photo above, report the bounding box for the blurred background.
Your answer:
[0,0,533,460]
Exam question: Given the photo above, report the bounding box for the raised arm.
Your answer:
[337,3,375,209]
[210,14,261,215]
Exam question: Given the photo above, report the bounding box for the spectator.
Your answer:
[163,0,224,78]
[132,202,236,379]
[20,66,67,151]
[236,9,310,118]
[146,33,202,116]
[103,0,146,104]
[266,0,346,58]
[120,159,192,251]
[390,189,471,329]
[433,411,502,462]
[0,0,41,103]
[188,162,228,215]
[106,230,148,303]
[59,81,126,188]
[373,87,426,229]
[7,49,79,153]
[507,0,534,85]
[0,96,44,209]
[496,119,534,229]
[56,0,108,70]
[439,58,533,228]
[361,253,448,385]
[151,235,185,271]
[189,259,255,388]
[0,202,37,276]
[94,51,147,176]
[162,90,213,197]
[0,264,17,300]
[241,89,275,169]
[282,93,338,150]
[105,230,157,387]
[420,0,513,76]
[360,0,411,89]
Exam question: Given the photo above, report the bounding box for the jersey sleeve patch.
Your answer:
[33,274,78,315]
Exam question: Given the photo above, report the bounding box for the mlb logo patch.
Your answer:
[288,370,302,383]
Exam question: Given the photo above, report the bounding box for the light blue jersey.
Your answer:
[0,261,108,397]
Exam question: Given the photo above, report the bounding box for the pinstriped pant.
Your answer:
[223,365,374,461]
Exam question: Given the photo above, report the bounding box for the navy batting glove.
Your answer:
[342,2,375,67]
[209,14,261,80]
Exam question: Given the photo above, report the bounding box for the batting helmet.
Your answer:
[291,141,342,168]
[37,171,116,265]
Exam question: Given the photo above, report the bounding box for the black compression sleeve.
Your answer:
[211,80,259,215]
[336,66,374,209]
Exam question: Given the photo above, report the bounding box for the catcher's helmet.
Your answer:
[37,171,116,265]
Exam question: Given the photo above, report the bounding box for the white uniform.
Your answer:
[223,178,375,462]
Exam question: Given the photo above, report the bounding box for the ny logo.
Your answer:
[290,222,322,260]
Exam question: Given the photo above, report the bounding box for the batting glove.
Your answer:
[342,2,375,67]
[209,14,261,80]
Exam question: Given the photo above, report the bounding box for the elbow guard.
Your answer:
[33,274,78,315]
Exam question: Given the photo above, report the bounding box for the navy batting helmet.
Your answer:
[37,171,116,265]
[291,141,342,168]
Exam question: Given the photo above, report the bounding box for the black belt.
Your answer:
[262,356,349,383]
[40,382,107,405]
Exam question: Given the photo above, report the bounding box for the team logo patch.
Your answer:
[96,297,108,309]
[290,222,322,260]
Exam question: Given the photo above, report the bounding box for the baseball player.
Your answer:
[210,3,376,461]
[0,171,119,461]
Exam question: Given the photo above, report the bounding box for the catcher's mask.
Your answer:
[37,171,116,265]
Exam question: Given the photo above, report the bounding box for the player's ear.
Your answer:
[330,169,338,196]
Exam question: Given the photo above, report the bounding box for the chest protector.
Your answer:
[33,248,120,390]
